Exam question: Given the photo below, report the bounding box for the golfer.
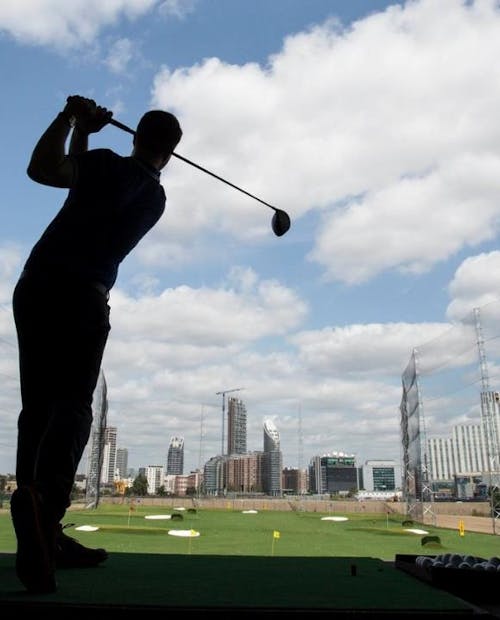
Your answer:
[10,95,182,593]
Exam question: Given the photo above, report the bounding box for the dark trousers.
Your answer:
[12,275,110,522]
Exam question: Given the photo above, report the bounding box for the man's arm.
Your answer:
[26,112,75,188]
[27,96,112,188]
[69,126,90,156]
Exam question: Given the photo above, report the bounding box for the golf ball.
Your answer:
[450,554,462,566]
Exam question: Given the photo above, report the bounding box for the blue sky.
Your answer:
[2,0,500,477]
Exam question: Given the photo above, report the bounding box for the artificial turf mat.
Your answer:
[0,552,476,617]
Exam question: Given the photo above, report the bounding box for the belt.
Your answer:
[19,270,109,298]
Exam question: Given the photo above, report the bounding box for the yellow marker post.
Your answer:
[459,519,465,537]
[271,530,280,556]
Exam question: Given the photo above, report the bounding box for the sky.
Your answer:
[2,0,500,478]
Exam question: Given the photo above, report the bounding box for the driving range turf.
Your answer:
[1,502,497,558]
[0,503,498,617]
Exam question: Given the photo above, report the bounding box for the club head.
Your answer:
[272,209,291,237]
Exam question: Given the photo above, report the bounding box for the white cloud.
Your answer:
[446,251,500,320]
[309,153,500,283]
[4,1,500,475]
[104,37,136,74]
[158,0,197,20]
[107,268,307,348]
[149,0,500,282]
[0,0,158,48]
[1,246,497,472]
[0,244,22,304]
[291,322,451,377]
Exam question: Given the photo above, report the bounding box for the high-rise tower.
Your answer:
[166,436,184,475]
[100,426,117,484]
[85,369,108,507]
[116,447,129,479]
[227,397,247,455]
[262,419,282,496]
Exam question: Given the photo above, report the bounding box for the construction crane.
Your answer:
[216,387,244,455]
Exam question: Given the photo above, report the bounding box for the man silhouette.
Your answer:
[10,95,182,593]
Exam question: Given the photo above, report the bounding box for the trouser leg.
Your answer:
[13,278,110,522]
[14,279,53,489]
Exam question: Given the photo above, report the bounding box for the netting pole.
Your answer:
[474,307,500,535]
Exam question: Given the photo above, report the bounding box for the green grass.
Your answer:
[1,503,499,561]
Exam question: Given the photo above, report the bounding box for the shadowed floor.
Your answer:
[0,552,483,618]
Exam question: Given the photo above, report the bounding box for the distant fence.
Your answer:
[101,496,403,513]
[98,496,489,517]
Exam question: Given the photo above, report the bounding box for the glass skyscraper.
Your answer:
[227,397,247,455]
[166,436,184,475]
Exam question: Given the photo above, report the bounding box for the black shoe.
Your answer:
[10,486,57,594]
[56,523,108,568]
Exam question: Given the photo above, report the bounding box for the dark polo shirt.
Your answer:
[23,148,165,290]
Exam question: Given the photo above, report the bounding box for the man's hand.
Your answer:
[64,95,113,134]
[27,95,112,189]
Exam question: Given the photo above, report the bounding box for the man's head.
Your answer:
[134,110,182,169]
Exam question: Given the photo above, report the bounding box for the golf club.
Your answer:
[108,117,291,237]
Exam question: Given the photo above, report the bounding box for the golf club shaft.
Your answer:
[109,118,279,213]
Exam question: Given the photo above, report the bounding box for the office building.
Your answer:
[427,424,489,481]
[427,436,455,480]
[226,452,262,493]
[203,456,226,495]
[227,397,247,455]
[309,452,357,495]
[116,447,128,479]
[262,419,282,496]
[282,467,308,494]
[166,436,184,475]
[100,426,117,485]
[361,460,397,491]
[146,465,164,495]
